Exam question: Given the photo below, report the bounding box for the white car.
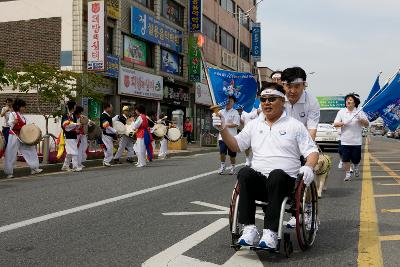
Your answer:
[315,123,340,151]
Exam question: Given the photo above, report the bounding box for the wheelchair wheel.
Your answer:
[229,182,242,250]
[295,180,318,251]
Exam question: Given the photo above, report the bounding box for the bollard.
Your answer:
[42,135,50,164]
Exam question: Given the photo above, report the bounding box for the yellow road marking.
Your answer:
[379,235,400,241]
[369,162,400,164]
[374,194,400,198]
[376,183,400,186]
[370,156,400,185]
[372,175,400,178]
[358,143,383,267]
[381,209,400,213]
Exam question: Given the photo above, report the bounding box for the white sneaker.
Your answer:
[354,168,360,177]
[258,229,278,249]
[238,225,260,246]
[6,174,14,179]
[338,161,343,169]
[286,216,296,228]
[103,162,112,167]
[31,168,43,175]
[229,167,235,175]
[72,167,83,172]
[61,166,72,171]
[218,166,225,175]
[245,161,251,167]
[350,166,354,173]
[344,174,351,181]
[136,164,146,168]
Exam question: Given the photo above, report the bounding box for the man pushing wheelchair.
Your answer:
[212,82,319,250]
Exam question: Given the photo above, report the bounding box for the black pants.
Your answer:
[237,167,295,231]
[2,127,10,148]
[184,131,191,143]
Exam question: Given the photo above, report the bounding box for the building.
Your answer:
[257,66,274,83]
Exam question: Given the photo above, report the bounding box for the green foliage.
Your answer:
[0,59,17,90]
[71,71,107,102]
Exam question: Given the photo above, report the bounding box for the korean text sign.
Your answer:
[189,0,202,33]
[88,1,105,71]
[251,22,261,62]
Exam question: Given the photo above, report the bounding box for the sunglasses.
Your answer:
[260,96,279,103]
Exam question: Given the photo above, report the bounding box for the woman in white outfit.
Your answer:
[74,106,88,169]
[3,99,42,179]
[133,105,152,167]
[157,113,168,159]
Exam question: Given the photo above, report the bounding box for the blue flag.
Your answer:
[364,72,400,130]
[363,75,380,106]
[208,68,257,112]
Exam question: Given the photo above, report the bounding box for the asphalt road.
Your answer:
[0,136,399,266]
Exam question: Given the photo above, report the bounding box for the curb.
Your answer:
[0,148,219,180]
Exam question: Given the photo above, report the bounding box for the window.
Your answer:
[135,0,154,10]
[240,43,249,62]
[220,0,235,16]
[238,7,249,30]
[203,16,217,42]
[107,26,114,54]
[220,28,235,53]
[162,0,184,26]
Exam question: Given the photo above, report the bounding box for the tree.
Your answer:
[0,59,17,90]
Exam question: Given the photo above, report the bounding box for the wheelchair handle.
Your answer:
[296,173,304,182]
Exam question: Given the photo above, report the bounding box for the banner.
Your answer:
[195,82,212,106]
[364,72,400,130]
[131,7,183,53]
[317,96,345,108]
[188,34,201,82]
[208,68,257,112]
[119,66,163,100]
[106,0,120,19]
[87,1,105,71]
[160,49,182,75]
[251,22,261,62]
[189,0,202,33]
[123,35,147,65]
[363,75,381,106]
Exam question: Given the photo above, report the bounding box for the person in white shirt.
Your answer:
[1,98,13,148]
[218,95,241,175]
[281,67,320,141]
[334,93,369,181]
[113,106,135,164]
[212,83,318,249]
[240,106,259,166]
[270,70,283,85]
[100,104,117,167]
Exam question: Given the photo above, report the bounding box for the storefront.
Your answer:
[160,80,190,121]
[194,82,215,142]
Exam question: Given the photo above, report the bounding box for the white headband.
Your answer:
[271,73,281,79]
[282,78,305,84]
[260,88,285,98]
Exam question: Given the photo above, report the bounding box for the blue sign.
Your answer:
[189,0,202,33]
[160,49,181,75]
[105,54,119,78]
[131,7,183,53]
[208,68,257,113]
[251,23,261,62]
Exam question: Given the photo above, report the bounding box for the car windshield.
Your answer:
[320,110,339,123]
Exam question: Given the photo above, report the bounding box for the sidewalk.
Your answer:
[0,143,219,179]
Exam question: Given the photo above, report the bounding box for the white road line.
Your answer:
[191,201,230,211]
[163,211,228,216]
[0,167,238,234]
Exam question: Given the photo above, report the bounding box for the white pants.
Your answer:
[78,135,88,167]
[63,139,79,169]
[114,135,135,159]
[4,134,40,175]
[102,134,114,164]
[158,138,168,157]
[134,138,146,167]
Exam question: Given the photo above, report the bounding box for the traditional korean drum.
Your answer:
[113,121,127,135]
[87,124,102,140]
[19,124,42,145]
[166,128,181,142]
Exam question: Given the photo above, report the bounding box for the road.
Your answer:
[0,136,399,266]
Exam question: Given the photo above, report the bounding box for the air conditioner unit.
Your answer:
[222,50,237,70]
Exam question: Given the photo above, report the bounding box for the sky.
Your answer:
[256,0,400,101]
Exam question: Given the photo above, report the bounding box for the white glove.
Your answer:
[299,165,314,186]
[212,113,225,131]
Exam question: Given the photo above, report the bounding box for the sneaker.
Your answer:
[344,175,351,181]
[126,157,135,163]
[136,164,146,168]
[6,174,14,179]
[354,168,360,177]
[61,166,71,171]
[103,162,112,167]
[31,168,43,175]
[229,167,235,175]
[338,161,343,169]
[286,216,296,228]
[218,166,225,175]
[350,166,354,173]
[245,160,251,167]
[258,229,278,249]
[238,225,260,246]
[72,167,83,172]
[79,164,86,169]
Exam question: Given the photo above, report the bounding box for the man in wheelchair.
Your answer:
[212,83,318,250]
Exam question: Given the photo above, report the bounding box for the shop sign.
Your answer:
[123,35,147,66]
[131,7,183,53]
[88,98,102,120]
[163,85,190,105]
[188,34,201,82]
[251,22,261,62]
[106,0,120,19]
[189,0,202,33]
[160,49,182,76]
[195,82,212,106]
[87,1,105,71]
[104,54,119,78]
[119,66,163,100]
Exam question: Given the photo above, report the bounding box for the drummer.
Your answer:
[3,99,42,179]
[1,98,13,149]
[74,106,88,169]
[157,113,168,160]
[100,103,117,167]
[61,100,81,172]
[132,105,153,167]
[113,106,135,164]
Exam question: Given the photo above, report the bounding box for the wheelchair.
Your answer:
[229,175,319,257]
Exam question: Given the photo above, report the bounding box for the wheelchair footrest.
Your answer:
[250,246,279,253]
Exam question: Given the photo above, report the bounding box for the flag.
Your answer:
[364,72,400,130]
[208,68,257,112]
[363,75,381,106]
[56,130,65,159]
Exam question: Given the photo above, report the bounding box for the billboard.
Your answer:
[131,7,183,53]
[251,22,261,62]
[189,0,202,33]
[123,35,147,66]
[87,1,105,71]
[160,49,182,76]
[195,82,212,106]
[317,96,346,108]
[188,34,201,82]
[106,0,120,19]
[119,66,163,100]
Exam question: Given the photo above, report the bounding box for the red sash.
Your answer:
[136,114,149,138]
[10,112,26,136]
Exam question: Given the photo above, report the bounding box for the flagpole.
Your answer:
[199,46,220,114]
